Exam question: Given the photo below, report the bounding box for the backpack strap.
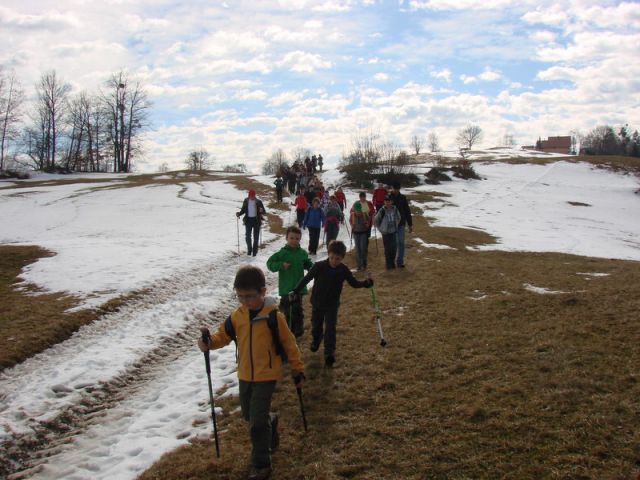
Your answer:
[267,310,288,364]
[223,316,238,362]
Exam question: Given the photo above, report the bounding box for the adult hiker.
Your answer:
[334,186,347,212]
[317,154,323,172]
[350,192,373,271]
[374,195,401,270]
[324,195,344,245]
[389,182,413,268]
[372,181,387,212]
[274,174,285,203]
[198,265,304,480]
[289,240,373,368]
[237,189,267,256]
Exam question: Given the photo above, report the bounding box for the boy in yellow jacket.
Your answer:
[199,265,305,480]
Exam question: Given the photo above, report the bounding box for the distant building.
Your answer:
[527,136,572,154]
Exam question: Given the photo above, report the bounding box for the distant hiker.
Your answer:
[389,182,413,268]
[302,197,325,255]
[335,187,346,212]
[198,265,304,480]
[274,175,284,203]
[292,187,309,228]
[267,226,313,338]
[374,195,401,270]
[237,190,267,256]
[287,170,297,195]
[324,195,343,245]
[311,154,317,173]
[350,193,373,271]
[372,181,387,212]
[318,154,323,172]
[290,240,373,367]
[319,187,330,212]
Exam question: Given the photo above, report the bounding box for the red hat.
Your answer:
[248,189,256,197]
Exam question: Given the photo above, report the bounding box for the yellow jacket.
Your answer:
[208,299,304,382]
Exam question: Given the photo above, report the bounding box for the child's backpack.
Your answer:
[223,310,288,363]
[352,210,369,233]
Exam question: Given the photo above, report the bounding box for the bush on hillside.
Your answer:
[0,169,31,179]
[375,169,421,188]
[451,159,481,180]
[425,167,452,184]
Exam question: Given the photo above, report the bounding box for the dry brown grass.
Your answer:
[0,246,133,370]
[138,193,640,480]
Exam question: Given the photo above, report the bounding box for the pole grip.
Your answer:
[201,327,211,374]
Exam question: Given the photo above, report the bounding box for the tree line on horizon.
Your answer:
[0,67,151,176]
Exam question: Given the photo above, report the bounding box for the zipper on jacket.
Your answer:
[268,350,272,369]
[249,320,255,381]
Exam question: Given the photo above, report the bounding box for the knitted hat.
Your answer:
[248,189,256,198]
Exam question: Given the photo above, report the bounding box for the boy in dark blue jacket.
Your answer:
[290,240,373,367]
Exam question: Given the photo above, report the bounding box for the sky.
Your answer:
[1,0,639,172]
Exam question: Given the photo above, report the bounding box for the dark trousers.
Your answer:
[325,222,339,245]
[382,233,397,269]
[279,295,304,337]
[276,188,283,202]
[239,380,277,469]
[307,226,320,254]
[296,209,306,228]
[245,217,260,255]
[353,231,369,270]
[311,303,340,359]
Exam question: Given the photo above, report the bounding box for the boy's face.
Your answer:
[236,287,266,310]
[286,232,301,249]
[328,253,344,268]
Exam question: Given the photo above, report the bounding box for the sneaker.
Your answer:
[325,355,335,367]
[310,341,319,352]
[270,413,279,452]
[397,263,405,268]
[248,466,272,480]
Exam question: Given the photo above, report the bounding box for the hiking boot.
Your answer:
[310,341,320,352]
[325,355,335,368]
[248,466,272,480]
[270,413,279,452]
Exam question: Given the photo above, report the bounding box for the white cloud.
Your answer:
[278,50,332,73]
[522,6,568,26]
[233,89,269,101]
[409,0,514,11]
[0,6,80,30]
[268,90,306,106]
[430,68,452,82]
[373,72,389,81]
[460,74,476,84]
[479,67,501,81]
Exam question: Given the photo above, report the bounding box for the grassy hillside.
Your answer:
[138,193,640,480]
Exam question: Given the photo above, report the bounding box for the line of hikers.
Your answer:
[203,179,413,479]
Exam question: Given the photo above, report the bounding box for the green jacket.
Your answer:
[267,245,313,295]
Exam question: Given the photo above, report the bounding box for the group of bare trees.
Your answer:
[578,124,640,157]
[0,67,151,174]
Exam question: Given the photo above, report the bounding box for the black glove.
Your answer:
[365,279,374,287]
[288,291,299,302]
[292,372,306,386]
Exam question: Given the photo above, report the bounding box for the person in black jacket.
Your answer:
[389,182,413,268]
[290,240,373,367]
[237,189,267,256]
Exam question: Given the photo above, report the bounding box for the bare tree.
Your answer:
[410,134,424,155]
[185,147,211,171]
[262,149,288,175]
[33,70,71,171]
[427,132,440,152]
[291,146,312,164]
[102,71,151,173]
[456,124,483,150]
[0,68,25,171]
[63,92,91,171]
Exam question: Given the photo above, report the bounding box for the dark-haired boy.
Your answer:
[198,265,304,480]
[267,226,313,337]
[290,240,373,367]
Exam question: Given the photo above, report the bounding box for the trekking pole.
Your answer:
[370,285,387,347]
[294,379,308,432]
[201,328,221,456]
[236,217,240,255]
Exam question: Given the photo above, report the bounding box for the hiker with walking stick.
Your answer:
[198,265,305,480]
[350,192,374,272]
[290,240,373,368]
[266,226,313,338]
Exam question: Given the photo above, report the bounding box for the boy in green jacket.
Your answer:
[267,226,313,337]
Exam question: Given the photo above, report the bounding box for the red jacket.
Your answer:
[294,195,308,210]
[335,191,346,207]
[373,187,387,206]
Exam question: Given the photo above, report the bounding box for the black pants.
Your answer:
[382,232,397,268]
[311,303,340,359]
[296,209,306,228]
[307,226,320,254]
[276,188,283,202]
[279,295,304,337]
[325,222,339,245]
[245,217,260,255]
